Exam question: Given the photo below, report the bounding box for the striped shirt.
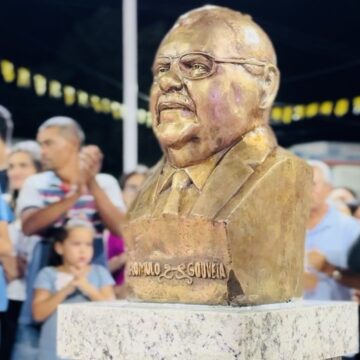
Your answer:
[17,171,125,258]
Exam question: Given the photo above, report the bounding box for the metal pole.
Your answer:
[122,0,138,173]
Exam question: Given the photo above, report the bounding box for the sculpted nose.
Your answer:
[158,70,183,92]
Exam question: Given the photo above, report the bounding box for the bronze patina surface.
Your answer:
[125,5,312,305]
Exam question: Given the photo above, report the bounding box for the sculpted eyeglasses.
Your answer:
[152,51,269,80]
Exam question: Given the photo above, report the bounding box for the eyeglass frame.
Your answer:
[152,51,273,81]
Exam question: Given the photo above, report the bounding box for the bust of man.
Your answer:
[125,6,312,305]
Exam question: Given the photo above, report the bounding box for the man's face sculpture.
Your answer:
[150,9,279,168]
[126,7,311,307]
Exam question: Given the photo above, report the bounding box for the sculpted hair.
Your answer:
[171,5,277,65]
[38,116,85,147]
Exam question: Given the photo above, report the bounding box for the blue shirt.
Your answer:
[0,266,7,311]
[0,190,13,311]
[304,205,360,300]
[34,265,114,360]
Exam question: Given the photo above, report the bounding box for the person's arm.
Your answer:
[88,179,125,237]
[75,276,115,301]
[21,191,81,236]
[80,146,125,237]
[307,249,360,289]
[0,220,15,280]
[32,282,76,322]
[318,261,360,289]
[108,253,126,274]
[0,221,12,255]
[0,255,20,282]
[303,271,319,291]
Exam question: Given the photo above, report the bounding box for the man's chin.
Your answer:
[155,121,199,149]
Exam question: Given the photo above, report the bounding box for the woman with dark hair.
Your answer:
[0,141,42,360]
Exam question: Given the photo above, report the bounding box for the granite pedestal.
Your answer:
[58,300,358,360]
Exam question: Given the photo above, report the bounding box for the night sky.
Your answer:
[1,0,360,175]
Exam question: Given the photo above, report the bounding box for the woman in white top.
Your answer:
[0,141,42,359]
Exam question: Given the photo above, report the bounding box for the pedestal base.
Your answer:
[58,300,358,359]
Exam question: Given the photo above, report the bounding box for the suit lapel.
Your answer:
[190,126,276,218]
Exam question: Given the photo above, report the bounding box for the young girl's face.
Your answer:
[56,227,94,268]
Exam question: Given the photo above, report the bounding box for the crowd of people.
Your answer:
[0,103,359,359]
[304,160,360,302]
[0,105,148,359]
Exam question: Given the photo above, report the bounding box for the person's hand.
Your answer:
[79,145,103,189]
[70,266,94,296]
[114,253,126,269]
[303,271,319,291]
[352,289,360,304]
[63,279,77,297]
[306,249,328,272]
[73,275,92,294]
[108,253,127,273]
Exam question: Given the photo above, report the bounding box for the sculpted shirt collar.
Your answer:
[158,149,227,194]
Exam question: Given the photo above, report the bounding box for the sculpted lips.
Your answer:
[158,101,194,112]
[156,95,196,124]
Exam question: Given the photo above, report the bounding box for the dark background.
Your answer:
[1,0,360,176]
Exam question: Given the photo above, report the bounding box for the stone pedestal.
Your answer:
[58,300,358,360]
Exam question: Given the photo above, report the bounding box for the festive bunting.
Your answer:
[2,58,360,127]
[0,58,153,127]
[271,97,360,125]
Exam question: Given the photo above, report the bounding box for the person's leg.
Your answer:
[11,324,40,360]
[0,300,22,360]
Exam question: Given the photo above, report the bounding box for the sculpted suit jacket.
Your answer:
[125,126,312,305]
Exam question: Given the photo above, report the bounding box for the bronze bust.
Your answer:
[124,5,312,305]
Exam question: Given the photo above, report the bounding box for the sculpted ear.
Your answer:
[259,64,280,110]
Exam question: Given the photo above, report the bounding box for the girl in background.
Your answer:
[32,219,114,360]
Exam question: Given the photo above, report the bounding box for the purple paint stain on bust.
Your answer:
[232,83,242,104]
[210,88,221,102]
[209,87,224,120]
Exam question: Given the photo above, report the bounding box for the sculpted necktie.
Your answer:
[163,170,190,215]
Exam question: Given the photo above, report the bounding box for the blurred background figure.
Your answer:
[0,141,42,360]
[0,105,14,193]
[120,164,149,210]
[12,116,125,360]
[329,186,358,216]
[304,160,360,301]
[354,205,360,221]
[307,236,360,360]
[330,187,357,204]
[107,165,149,298]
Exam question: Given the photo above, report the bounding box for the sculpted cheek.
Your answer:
[206,83,231,124]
